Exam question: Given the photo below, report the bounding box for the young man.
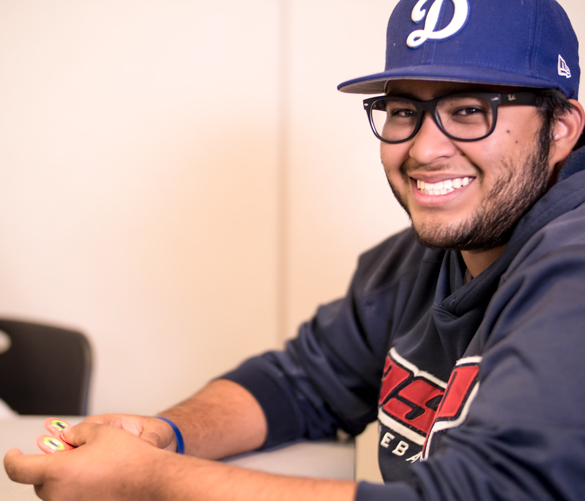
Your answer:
[6,0,585,499]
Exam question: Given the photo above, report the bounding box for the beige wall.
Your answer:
[284,0,409,338]
[0,0,583,432]
[0,0,283,414]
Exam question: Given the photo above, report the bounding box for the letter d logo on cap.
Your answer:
[407,0,469,48]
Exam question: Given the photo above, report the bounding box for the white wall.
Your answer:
[0,0,583,428]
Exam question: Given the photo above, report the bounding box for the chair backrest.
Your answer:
[0,319,92,415]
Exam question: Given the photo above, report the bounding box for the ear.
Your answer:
[548,99,585,166]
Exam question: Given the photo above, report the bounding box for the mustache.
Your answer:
[399,160,451,178]
[399,158,481,178]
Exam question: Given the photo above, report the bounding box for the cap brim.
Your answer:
[337,65,564,94]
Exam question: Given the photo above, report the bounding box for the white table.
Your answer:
[1,417,355,500]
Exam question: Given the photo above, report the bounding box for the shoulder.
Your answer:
[481,198,585,352]
[503,198,585,281]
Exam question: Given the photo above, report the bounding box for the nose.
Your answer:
[408,112,458,165]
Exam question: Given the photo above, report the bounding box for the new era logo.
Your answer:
[558,55,572,79]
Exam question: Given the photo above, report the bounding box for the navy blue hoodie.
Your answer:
[224,146,585,500]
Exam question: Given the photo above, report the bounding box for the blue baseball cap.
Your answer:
[338,0,580,99]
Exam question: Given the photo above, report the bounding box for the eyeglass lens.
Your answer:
[370,95,494,142]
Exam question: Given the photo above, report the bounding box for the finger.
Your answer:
[67,415,118,444]
[61,422,100,448]
[4,448,49,485]
[79,414,144,437]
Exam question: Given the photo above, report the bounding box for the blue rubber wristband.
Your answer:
[156,416,185,454]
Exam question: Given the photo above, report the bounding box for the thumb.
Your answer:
[140,430,167,448]
[140,417,177,451]
[61,422,100,447]
[4,448,48,485]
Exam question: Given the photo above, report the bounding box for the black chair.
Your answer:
[0,319,92,415]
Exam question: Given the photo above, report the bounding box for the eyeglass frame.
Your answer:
[363,91,541,143]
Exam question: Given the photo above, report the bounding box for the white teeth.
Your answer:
[416,177,472,196]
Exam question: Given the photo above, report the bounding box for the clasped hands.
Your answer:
[4,414,186,501]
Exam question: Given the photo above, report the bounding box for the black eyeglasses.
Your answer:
[363,91,540,143]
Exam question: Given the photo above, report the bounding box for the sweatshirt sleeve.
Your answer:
[221,294,385,448]
[222,229,436,449]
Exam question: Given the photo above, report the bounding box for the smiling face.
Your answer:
[381,80,555,252]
